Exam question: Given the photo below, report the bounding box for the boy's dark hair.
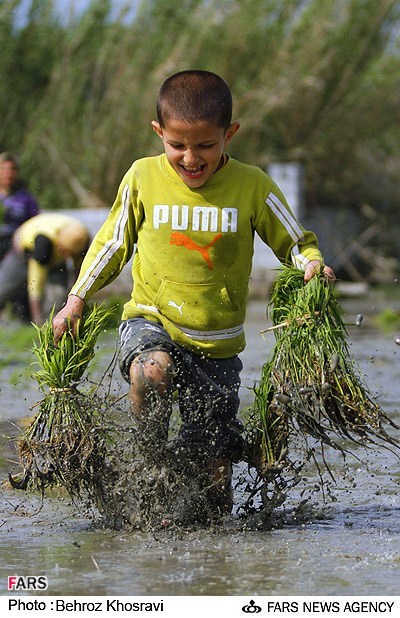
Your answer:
[156,70,233,130]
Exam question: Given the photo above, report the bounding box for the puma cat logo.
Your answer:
[170,231,222,269]
[168,300,184,315]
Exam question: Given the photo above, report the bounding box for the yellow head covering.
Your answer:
[56,223,90,256]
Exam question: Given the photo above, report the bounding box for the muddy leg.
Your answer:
[129,350,174,460]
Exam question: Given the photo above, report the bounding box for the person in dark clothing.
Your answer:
[0,152,40,320]
[0,152,40,258]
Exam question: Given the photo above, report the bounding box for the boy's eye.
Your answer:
[168,143,215,150]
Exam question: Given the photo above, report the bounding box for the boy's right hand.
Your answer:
[52,295,85,343]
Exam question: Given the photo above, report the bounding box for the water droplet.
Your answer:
[299,386,314,394]
[275,393,291,404]
[330,353,340,372]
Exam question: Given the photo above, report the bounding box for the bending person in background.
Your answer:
[0,213,90,325]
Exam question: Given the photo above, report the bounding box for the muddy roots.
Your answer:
[9,390,115,501]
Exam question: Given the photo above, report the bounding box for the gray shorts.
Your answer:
[118,318,243,460]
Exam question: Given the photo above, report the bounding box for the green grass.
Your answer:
[373,307,400,332]
[9,303,117,497]
[0,323,37,381]
[244,265,399,482]
[31,303,116,390]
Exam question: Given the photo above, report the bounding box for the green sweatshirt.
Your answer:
[71,154,323,358]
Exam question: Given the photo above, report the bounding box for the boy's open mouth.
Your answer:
[180,164,206,179]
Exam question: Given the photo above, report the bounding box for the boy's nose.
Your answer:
[182,149,198,166]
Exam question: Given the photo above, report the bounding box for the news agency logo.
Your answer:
[242,599,262,613]
[7,575,48,591]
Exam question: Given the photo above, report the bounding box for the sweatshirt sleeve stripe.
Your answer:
[291,246,310,269]
[70,184,131,298]
[266,193,305,242]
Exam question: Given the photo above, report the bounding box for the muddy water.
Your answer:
[1,294,400,597]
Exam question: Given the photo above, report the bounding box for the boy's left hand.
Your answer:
[304,260,336,283]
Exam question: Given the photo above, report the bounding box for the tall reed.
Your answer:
[2,0,400,227]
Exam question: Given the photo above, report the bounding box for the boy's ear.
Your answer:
[151,121,163,138]
[224,122,240,145]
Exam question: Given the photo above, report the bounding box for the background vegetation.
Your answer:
[1,0,400,276]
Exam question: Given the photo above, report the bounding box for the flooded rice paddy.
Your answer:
[1,292,400,597]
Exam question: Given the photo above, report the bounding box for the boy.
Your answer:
[52,70,334,518]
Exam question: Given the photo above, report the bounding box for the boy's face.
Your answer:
[152,118,239,188]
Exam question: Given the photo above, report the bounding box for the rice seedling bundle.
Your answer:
[245,266,399,482]
[9,304,116,498]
